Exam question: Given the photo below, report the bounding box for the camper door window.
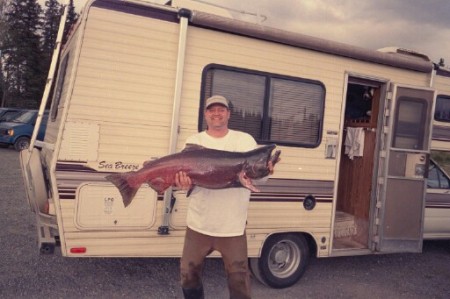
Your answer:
[200,65,325,148]
[392,97,428,150]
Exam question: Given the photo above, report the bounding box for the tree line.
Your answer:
[0,0,79,109]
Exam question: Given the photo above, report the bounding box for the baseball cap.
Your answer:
[205,95,229,109]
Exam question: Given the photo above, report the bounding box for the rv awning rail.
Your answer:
[188,10,434,73]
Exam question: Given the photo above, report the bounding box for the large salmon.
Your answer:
[106,144,281,207]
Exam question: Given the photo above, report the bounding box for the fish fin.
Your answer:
[182,144,206,152]
[270,150,281,166]
[148,177,171,194]
[106,173,139,207]
[238,171,260,192]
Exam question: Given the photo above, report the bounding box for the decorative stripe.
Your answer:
[250,193,333,202]
[432,125,450,142]
[250,179,334,202]
[54,162,449,210]
[426,193,450,209]
[54,163,335,202]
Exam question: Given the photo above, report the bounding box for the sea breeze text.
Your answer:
[98,161,139,171]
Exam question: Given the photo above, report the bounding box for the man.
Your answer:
[175,95,276,299]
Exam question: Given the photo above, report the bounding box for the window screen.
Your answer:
[435,95,450,122]
[269,78,323,144]
[201,65,325,147]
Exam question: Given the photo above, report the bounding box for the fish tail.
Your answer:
[106,173,139,207]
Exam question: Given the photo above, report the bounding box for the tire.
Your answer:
[20,148,48,213]
[250,234,310,288]
[14,136,30,151]
[249,258,267,286]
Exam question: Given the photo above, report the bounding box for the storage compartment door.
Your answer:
[75,183,157,230]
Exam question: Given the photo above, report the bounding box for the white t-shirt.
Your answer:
[184,129,257,237]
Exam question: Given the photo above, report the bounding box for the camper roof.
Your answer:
[86,0,434,73]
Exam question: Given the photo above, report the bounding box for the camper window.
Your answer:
[201,65,325,147]
[50,54,70,121]
[435,95,450,122]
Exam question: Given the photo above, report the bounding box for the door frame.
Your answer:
[333,73,388,253]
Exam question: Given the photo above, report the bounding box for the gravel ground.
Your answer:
[0,147,449,299]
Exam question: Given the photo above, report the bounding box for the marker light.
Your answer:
[70,247,87,254]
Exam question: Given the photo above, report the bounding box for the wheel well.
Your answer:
[14,135,31,142]
[263,232,318,257]
[303,233,318,257]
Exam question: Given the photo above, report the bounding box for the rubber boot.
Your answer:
[182,286,204,299]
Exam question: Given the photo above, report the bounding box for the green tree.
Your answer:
[41,0,62,69]
[1,0,79,108]
[3,0,44,108]
[63,0,78,44]
[0,0,9,106]
[39,0,78,108]
[41,0,79,59]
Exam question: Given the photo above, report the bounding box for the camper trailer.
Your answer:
[20,0,450,288]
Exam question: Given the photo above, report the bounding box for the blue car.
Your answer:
[0,107,26,123]
[0,110,49,151]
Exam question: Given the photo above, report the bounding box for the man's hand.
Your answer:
[175,171,192,190]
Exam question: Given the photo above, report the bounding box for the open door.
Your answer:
[374,85,435,252]
[334,77,384,252]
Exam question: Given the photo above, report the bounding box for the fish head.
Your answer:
[244,144,280,179]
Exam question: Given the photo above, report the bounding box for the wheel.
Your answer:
[14,136,30,151]
[250,234,310,288]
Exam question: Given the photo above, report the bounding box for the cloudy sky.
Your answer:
[72,0,449,64]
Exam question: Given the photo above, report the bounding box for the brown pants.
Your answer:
[180,227,251,299]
